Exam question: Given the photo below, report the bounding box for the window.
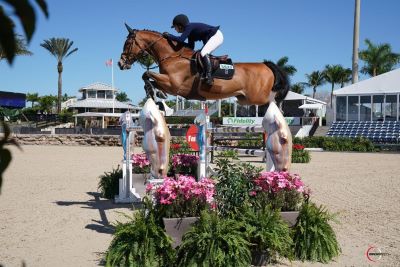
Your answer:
[97,90,105,99]
[372,95,384,121]
[106,91,114,99]
[336,96,346,121]
[87,90,96,98]
[360,95,371,121]
[384,95,397,121]
[348,96,359,121]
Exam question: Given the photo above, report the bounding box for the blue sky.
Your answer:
[1,0,399,105]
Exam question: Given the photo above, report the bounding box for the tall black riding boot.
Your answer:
[201,55,213,86]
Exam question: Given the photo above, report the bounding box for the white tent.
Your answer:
[332,68,400,121]
[334,68,400,96]
[298,103,324,110]
[284,91,326,104]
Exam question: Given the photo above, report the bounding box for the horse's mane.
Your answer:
[141,29,162,35]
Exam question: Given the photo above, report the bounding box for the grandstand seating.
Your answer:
[326,121,400,144]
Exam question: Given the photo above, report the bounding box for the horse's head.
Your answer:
[118,24,144,70]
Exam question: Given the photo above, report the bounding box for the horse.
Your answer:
[118,24,289,106]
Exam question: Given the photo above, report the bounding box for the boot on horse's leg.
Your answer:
[144,80,155,99]
[201,54,213,86]
[142,71,155,99]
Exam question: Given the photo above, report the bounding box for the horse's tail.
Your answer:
[263,61,290,105]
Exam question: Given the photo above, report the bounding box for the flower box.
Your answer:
[280,211,300,227]
[163,216,199,248]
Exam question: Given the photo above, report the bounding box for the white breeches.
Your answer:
[201,30,224,56]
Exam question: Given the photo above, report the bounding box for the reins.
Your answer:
[127,32,193,67]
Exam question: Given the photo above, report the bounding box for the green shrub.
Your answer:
[213,159,261,216]
[292,202,341,263]
[177,211,251,267]
[215,149,239,159]
[237,133,264,148]
[293,136,376,152]
[105,199,175,267]
[98,167,122,199]
[243,205,293,263]
[292,149,311,163]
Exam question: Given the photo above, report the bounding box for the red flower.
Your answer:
[171,143,181,150]
[293,144,305,150]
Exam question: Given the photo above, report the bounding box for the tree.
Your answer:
[303,71,326,99]
[40,38,78,114]
[0,35,32,60]
[291,83,305,94]
[359,39,400,77]
[137,53,156,71]
[0,0,48,64]
[26,92,39,108]
[339,68,352,88]
[116,92,131,102]
[275,56,297,77]
[264,56,297,77]
[324,65,344,107]
[38,95,57,114]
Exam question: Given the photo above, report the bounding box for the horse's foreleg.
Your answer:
[144,71,173,96]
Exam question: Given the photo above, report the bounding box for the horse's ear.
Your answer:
[124,23,134,34]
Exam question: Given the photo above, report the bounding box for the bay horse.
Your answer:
[118,25,289,106]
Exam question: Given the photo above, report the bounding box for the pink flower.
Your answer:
[151,175,216,216]
[145,183,153,192]
[249,191,257,196]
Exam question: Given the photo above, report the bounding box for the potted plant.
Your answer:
[292,202,341,263]
[213,158,261,217]
[98,166,122,199]
[176,211,251,267]
[105,197,175,266]
[242,205,293,266]
[250,171,309,226]
[292,143,311,163]
[149,175,215,247]
[131,153,151,181]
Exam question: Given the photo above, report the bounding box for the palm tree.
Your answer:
[275,56,297,77]
[290,83,305,94]
[303,71,326,99]
[38,95,57,114]
[116,92,131,102]
[264,56,297,77]
[40,38,78,113]
[339,68,352,88]
[325,65,346,107]
[137,53,156,71]
[359,39,400,77]
[0,35,32,60]
[26,92,39,108]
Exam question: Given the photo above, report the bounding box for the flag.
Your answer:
[105,59,113,67]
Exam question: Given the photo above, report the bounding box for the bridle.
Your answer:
[122,31,163,64]
[122,31,192,66]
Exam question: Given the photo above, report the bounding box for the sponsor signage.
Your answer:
[223,117,263,126]
[186,124,199,151]
[223,117,301,126]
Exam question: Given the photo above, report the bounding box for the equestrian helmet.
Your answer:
[171,14,189,28]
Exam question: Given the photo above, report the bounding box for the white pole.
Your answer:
[112,58,115,114]
[352,0,361,84]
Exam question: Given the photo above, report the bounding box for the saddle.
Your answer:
[191,51,235,80]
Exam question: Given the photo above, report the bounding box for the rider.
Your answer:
[163,14,223,86]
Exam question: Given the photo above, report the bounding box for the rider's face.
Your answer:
[174,25,184,33]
